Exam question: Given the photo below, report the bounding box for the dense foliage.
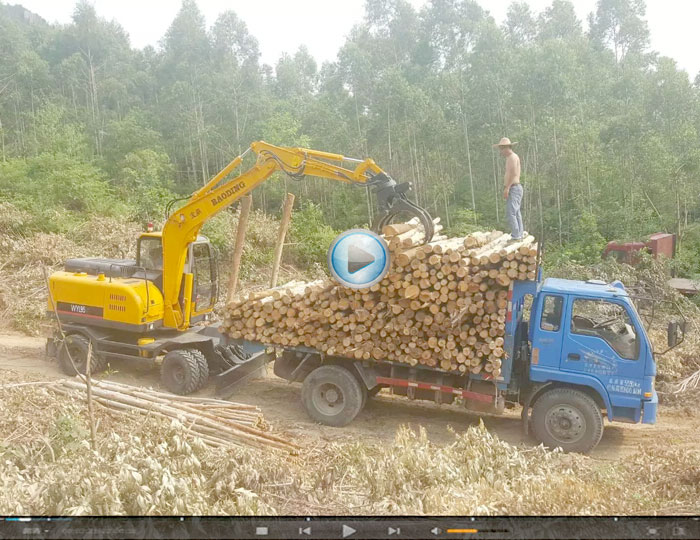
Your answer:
[1,0,699,269]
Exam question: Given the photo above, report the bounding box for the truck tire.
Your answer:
[58,334,107,375]
[531,387,604,454]
[301,365,365,427]
[161,349,201,395]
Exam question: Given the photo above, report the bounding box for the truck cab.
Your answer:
[516,277,660,452]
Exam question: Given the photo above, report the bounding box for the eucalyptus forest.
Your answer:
[1,0,699,270]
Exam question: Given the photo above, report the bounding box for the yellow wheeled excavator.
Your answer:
[46,141,434,394]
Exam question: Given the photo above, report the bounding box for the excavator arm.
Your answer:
[161,140,434,330]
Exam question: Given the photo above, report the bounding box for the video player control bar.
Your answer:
[2,516,698,539]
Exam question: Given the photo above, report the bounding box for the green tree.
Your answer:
[589,0,650,63]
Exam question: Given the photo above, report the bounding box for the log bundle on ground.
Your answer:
[50,378,300,454]
[221,224,537,379]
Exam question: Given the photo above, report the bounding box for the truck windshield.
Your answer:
[571,299,639,360]
[193,242,215,311]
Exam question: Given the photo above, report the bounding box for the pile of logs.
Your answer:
[50,378,300,454]
[221,223,537,379]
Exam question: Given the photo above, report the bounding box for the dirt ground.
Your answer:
[2,331,698,461]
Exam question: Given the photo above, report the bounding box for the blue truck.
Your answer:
[248,273,682,454]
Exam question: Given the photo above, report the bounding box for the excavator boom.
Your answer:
[161,141,434,330]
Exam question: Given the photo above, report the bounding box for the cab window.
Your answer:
[571,299,639,360]
[138,237,163,271]
[193,243,215,311]
[540,295,563,332]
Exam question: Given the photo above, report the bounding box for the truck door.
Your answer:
[532,294,565,368]
[562,297,643,412]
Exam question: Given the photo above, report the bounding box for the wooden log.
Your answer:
[226,195,252,303]
[58,379,299,453]
[270,192,295,287]
[382,218,419,236]
[223,224,533,376]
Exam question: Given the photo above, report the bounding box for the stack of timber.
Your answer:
[50,378,300,454]
[221,223,537,379]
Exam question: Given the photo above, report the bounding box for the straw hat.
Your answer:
[493,137,518,148]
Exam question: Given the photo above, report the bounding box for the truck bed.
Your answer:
[222,339,507,414]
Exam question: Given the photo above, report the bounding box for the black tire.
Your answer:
[531,387,604,454]
[161,349,201,395]
[192,349,209,390]
[58,334,107,375]
[301,365,365,427]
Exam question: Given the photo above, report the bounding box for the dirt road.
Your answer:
[1,331,698,459]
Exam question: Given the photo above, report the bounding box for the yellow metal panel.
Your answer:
[181,273,194,328]
[48,272,163,325]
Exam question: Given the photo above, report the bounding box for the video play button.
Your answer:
[342,525,356,538]
[328,229,390,289]
[347,244,375,273]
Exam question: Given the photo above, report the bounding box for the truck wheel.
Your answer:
[161,349,201,395]
[531,387,603,454]
[58,334,107,375]
[301,365,365,427]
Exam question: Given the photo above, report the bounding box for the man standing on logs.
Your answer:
[494,137,524,241]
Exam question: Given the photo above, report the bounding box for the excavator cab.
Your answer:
[136,233,218,322]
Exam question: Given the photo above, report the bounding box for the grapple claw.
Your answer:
[368,173,435,243]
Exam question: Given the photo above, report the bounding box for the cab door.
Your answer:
[531,294,565,369]
[191,242,217,316]
[561,297,644,414]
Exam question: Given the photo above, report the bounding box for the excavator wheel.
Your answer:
[161,349,203,395]
[58,334,107,376]
[193,349,210,391]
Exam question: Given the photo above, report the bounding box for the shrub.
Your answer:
[545,211,607,266]
[0,153,126,232]
[445,208,482,237]
[289,202,338,268]
[115,149,176,222]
